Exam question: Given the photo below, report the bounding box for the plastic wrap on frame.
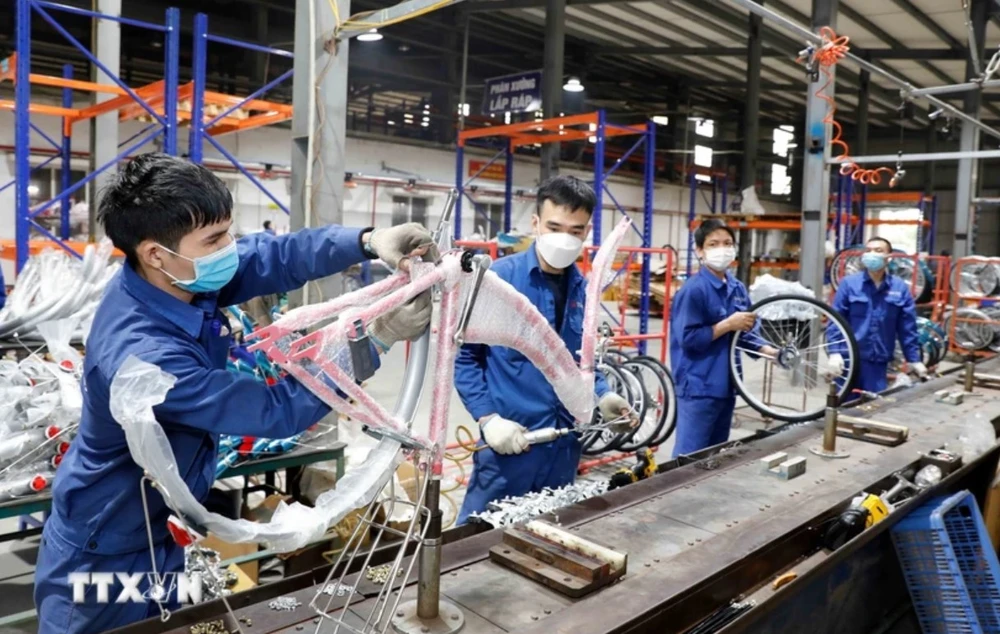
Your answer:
[109,356,403,552]
[750,275,817,321]
[581,217,632,374]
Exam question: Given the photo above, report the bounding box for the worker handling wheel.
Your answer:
[669,219,779,457]
[33,154,438,634]
[454,176,633,524]
[827,237,926,394]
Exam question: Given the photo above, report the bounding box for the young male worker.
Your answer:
[454,175,632,523]
[34,153,435,633]
[827,237,926,393]
[670,219,778,457]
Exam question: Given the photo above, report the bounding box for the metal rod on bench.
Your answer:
[811,380,851,459]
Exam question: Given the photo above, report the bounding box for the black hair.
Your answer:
[867,236,893,252]
[694,218,736,248]
[536,175,596,216]
[263,220,272,230]
[98,153,233,267]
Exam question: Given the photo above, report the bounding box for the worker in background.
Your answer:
[69,197,90,240]
[827,237,926,393]
[454,175,632,523]
[670,219,778,457]
[34,153,436,634]
[263,219,276,235]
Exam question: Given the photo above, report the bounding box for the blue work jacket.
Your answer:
[47,226,371,556]
[669,267,760,400]
[453,245,608,431]
[830,271,920,365]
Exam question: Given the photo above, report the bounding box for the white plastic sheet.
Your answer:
[750,275,816,321]
[110,356,403,552]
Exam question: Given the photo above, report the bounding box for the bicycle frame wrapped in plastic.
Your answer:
[108,218,632,552]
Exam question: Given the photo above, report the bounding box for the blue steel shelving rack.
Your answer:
[12,0,181,271]
[455,111,657,353]
[188,13,295,216]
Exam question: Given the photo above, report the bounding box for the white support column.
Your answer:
[290,0,348,307]
[89,0,122,239]
[799,0,837,295]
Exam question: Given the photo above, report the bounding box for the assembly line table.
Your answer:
[0,442,346,543]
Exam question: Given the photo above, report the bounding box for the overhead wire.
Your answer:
[802,27,898,187]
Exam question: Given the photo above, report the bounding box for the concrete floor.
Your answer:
[0,304,769,628]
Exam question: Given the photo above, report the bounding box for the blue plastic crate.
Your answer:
[891,490,1000,634]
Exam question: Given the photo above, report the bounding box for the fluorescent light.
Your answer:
[588,135,597,143]
[589,123,596,132]
[421,121,429,127]
[27,185,39,196]
[504,112,511,124]
[422,116,430,123]
[387,120,396,126]
[457,103,470,116]
[563,77,584,92]
[358,29,382,42]
[652,115,669,126]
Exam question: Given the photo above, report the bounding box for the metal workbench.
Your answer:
[114,359,1000,634]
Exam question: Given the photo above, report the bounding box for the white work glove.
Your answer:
[826,354,845,378]
[910,362,928,378]
[598,392,636,430]
[366,223,440,270]
[481,415,529,455]
[368,291,432,352]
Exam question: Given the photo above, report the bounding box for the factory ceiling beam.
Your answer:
[591,46,963,59]
[885,0,965,51]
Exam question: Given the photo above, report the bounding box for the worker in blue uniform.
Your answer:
[669,219,778,458]
[454,176,633,523]
[826,237,926,393]
[34,153,436,634]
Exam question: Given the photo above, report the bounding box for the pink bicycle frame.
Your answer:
[248,217,632,473]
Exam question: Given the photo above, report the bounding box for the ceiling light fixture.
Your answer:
[652,115,669,126]
[358,29,383,42]
[563,77,584,92]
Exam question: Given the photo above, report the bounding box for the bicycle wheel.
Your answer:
[951,256,1000,297]
[580,363,634,455]
[830,245,863,290]
[629,355,678,447]
[603,361,649,452]
[615,360,665,451]
[730,294,859,423]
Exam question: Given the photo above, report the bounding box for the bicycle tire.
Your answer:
[627,355,677,447]
[602,361,649,452]
[730,294,859,423]
[580,362,634,454]
[616,358,669,451]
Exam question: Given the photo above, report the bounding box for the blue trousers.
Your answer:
[34,521,184,634]
[672,396,736,458]
[457,434,581,524]
[855,360,889,394]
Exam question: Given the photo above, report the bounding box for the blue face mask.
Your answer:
[158,236,239,293]
[861,251,886,272]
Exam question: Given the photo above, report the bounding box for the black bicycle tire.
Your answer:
[616,359,669,451]
[730,294,859,423]
[631,355,678,446]
[580,363,633,454]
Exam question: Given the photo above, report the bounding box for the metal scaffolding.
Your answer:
[189,13,295,216]
[9,0,181,271]
[455,111,657,352]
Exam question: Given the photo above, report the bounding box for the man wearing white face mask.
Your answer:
[826,237,925,393]
[669,219,778,457]
[454,175,631,523]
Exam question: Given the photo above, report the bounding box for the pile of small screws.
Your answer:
[470,481,608,528]
[185,546,236,599]
[268,596,302,611]
[190,620,228,634]
[365,564,402,585]
[322,583,356,597]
